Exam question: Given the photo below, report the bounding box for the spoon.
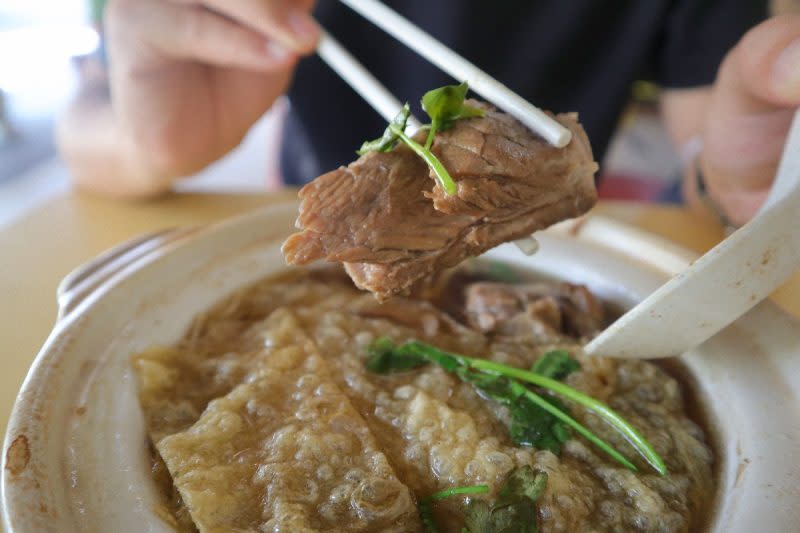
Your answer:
[584,109,800,359]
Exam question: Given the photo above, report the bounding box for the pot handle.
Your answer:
[56,227,197,321]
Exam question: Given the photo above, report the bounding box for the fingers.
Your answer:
[698,15,800,225]
[177,0,319,54]
[721,14,800,111]
[107,0,299,71]
[703,14,800,182]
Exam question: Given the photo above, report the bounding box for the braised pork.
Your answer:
[464,281,606,339]
[283,103,598,300]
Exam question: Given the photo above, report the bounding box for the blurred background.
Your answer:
[0,0,281,227]
[0,1,96,224]
[0,1,98,175]
[0,0,797,227]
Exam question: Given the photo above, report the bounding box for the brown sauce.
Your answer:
[653,358,721,533]
[133,262,717,532]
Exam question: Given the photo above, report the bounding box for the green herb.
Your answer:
[357,104,411,155]
[505,380,637,471]
[366,339,666,475]
[456,371,568,454]
[429,485,492,501]
[462,500,493,533]
[418,484,489,533]
[357,104,458,195]
[357,82,486,196]
[531,350,580,381]
[389,124,458,195]
[462,364,635,468]
[418,468,546,533]
[421,82,485,149]
[464,358,665,474]
[366,336,427,373]
[496,465,548,506]
[485,261,522,283]
[463,466,547,533]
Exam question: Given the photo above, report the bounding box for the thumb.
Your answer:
[726,14,800,110]
[701,15,800,224]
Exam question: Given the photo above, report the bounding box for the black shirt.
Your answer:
[281,0,767,186]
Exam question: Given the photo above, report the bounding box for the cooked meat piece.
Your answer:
[283,103,597,300]
[465,281,605,339]
[425,102,596,219]
[350,294,481,340]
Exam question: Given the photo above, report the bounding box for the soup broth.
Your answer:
[133,263,715,532]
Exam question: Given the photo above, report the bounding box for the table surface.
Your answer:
[1,190,799,438]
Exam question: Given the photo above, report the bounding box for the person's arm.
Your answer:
[661,15,800,226]
[57,0,319,198]
[57,79,170,197]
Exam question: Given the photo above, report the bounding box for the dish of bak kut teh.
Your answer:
[131,84,715,532]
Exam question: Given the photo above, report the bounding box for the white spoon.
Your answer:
[585,109,800,359]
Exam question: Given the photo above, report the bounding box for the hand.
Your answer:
[700,15,800,226]
[103,0,319,186]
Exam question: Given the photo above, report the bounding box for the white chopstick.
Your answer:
[317,31,422,131]
[339,0,572,148]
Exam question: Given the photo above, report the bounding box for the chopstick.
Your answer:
[317,30,422,131]
[339,0,572,148]
[315,27,542,256]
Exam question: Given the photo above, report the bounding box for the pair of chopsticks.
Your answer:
[315,0,572,254]
[317,0,571,145]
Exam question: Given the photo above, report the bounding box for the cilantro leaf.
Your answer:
[486,503,537,533]
[357,104,411,155]
[463,499,493,532]
[365,337,427,373]
[531,351,580,381]
[418,499,437,533]
[457,371,568,453]
[418,484,489,533]
[363,339,667,475]
[357,83,486,195]
[421,81,471,124]
[508,393,568,454]
[394,340,463,372]
[355,101,459,195]
[495,466,548,508]
[421,82,485,149]
[462,466,548,533]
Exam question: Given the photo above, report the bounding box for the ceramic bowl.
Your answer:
[3,200,799,532]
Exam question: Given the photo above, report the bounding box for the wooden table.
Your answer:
[1,191,799,437]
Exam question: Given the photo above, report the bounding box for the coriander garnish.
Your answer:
[357,82,486,196]
[357,103,413,155]
[357,103,458,195]
[465,466,548,533]
[531,349,580,380]
[418,467,548,532]
[366,339,667,475]
[418,484,489,533]
[420,81,485,149]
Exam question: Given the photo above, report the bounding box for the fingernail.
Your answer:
[265,40,291,62]
[772,38,800,100]
[287,11,318,48]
